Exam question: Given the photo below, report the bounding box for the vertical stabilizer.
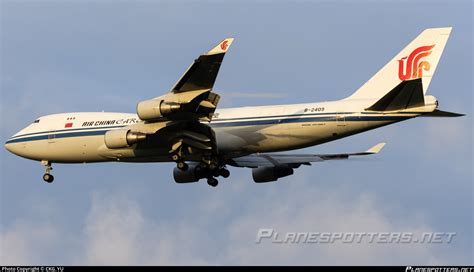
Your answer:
[346,27,452,100]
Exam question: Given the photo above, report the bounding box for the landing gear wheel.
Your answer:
[43,173,54,183]
[207,177,218,187]
[41,160,54,183]
[219,168,230,178]
[208,162,218,171]
[171,154,180,162]
[177,161,189,171]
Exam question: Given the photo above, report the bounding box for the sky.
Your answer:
[0,0,472,265]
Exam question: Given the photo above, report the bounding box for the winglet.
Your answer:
[206,38,234,55]
[366,142,386,154]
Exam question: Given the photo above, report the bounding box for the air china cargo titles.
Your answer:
[81,118,139,127]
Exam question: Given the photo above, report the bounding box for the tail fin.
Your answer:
[346,27,452,100]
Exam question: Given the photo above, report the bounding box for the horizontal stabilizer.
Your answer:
[421,109,465,117]
[366,142,386,154]
[366,79,424,111]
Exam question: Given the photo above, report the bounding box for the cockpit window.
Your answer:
[33,119,40,123]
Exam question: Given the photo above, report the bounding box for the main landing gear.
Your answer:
[41,160,54,183]
[203,162,230,187]
[172,153,230,187]
[206,167,230,187]
[205,167,231,187]
[177,161,189,171]
[206,176,218,187]
[200,163,231,188]
[199,158,228,187]
[172,154,189,171]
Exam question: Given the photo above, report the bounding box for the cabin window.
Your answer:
[33,119,40,123]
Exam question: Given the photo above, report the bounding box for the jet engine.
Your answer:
[136,99,181,120]
[104,129,147,149]
[173,163,203,183]
[136,90,220,121]
[252,166,294,183]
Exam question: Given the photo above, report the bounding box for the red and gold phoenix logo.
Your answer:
[397,45,435,80]
[220,40,229,51]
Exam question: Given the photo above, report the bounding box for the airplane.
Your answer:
[4,27,464,187]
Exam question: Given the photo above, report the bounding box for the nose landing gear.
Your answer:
[41,160,54,183]
[43,173,54,183]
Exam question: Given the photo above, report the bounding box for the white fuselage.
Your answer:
[4,99,418,164]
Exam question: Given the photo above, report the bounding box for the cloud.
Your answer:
[220,180,444,265]
[0,222,62,265]
[82,193,145,265]
[79,191,209,265]
[1,177,460,265]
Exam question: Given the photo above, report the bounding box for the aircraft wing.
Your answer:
[171,38,234,93]
[228,143,386,168]
[131,38,234,163]
[137,38,234,123]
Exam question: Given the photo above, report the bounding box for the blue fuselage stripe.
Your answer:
[210,115,408,127]
[5,115,410,144]
[8,125,127,139]
[5,130,109,144]
[213,112,354,121]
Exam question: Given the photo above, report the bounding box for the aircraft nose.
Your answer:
[4,140,17,155]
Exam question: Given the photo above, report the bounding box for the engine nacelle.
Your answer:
[136,99,181,120]
[252,166,294,183]
[173,164,201,183]
[104,129,147,149]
